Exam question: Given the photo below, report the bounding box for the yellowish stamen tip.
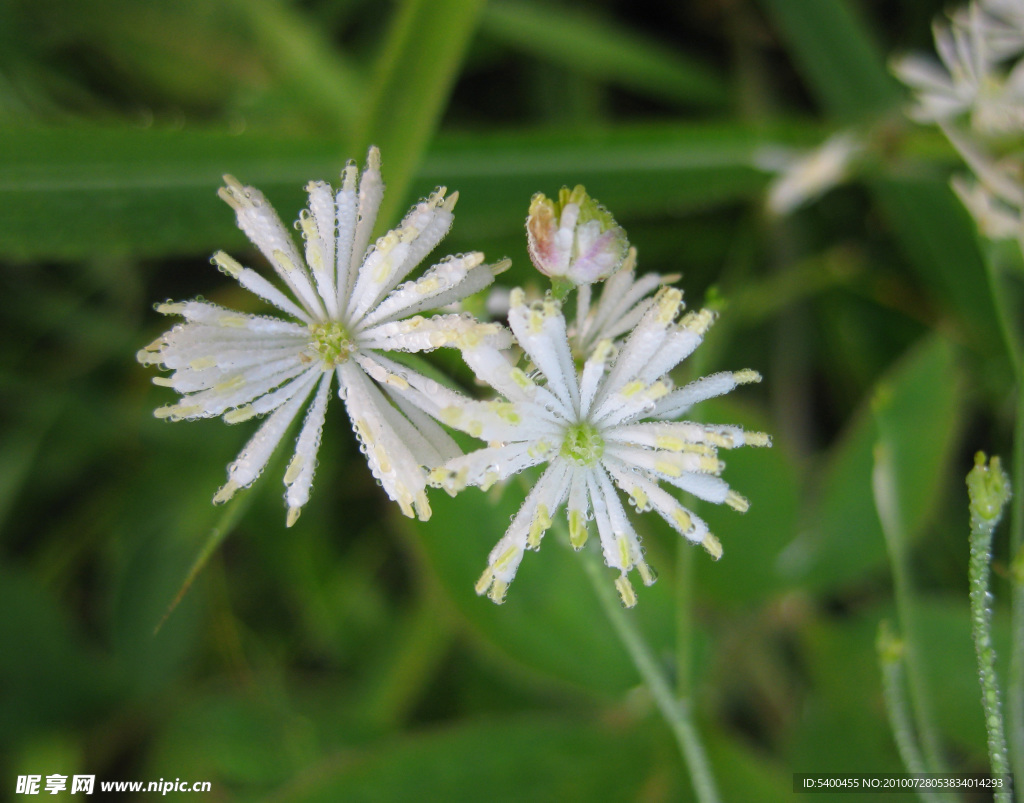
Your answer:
[213,480,239,505]
[745,431,773,448]
[615,575,638,608]
[286,506,301,527]
[725,490,750,512]
[569,510,589,549]
[702,533,723,561]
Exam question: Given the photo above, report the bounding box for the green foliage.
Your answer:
[0,0,1015,798]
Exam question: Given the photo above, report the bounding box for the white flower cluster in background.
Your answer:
[893,0,1024,245]
[139,156,769,606]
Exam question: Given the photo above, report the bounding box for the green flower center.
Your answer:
[561,422,605,466]
[309,321,356,366]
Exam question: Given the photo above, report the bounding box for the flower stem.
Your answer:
[980,238,1024,786]
[581,550,721,803]
[1008,391,1024,790]
[873,443,948,774]
[876,621,946,803]
[675,537,695,698]
[966,453,1012,802]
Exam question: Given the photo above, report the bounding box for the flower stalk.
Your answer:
[580,543,721,803]
[966,452,1012,801]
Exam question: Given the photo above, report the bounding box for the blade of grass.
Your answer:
[0,120,819,260]
[348,0,487,228]
[154,490,254,634]
[481,0,727,108]
[225,0,364,129]
[760,0,900,119]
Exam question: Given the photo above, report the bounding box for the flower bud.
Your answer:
[526,185,628,286]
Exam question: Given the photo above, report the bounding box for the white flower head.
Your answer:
[526,185,629,287]
[138,147,509,525]
[425,286,771,607]
[759,133,862,216]
[893,3,1024,134]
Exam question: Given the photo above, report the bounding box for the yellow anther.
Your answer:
[655,459,682,478]
[682,309,715,335]
[698,456,724,474]
[637,560,657,587]
[286,506,301,528]
[615,575,638,608]
[442,190,459,213]
[672,508,693,533]
[489,401,521,423]
[569,509,589,549]
[487,579,509,604]
[734,369,762,385]
[416,276,441,295]
[494,545,520,572]
[213,480,239,505]
[510,368,534,389]
[726,490,750,512]
[630,486,648,511]
[151,376,174,387]
[655,435,686,451]
[591,339,614,364]
[189,356,217,370]
[414,491,432,521]
[272,249,298,273]
[440,407,463,425]
[528,504,552,548]
[745,431,773,447]
[702,533,723,560]
[284,454,304,485]
[654,286,683,324]
[155,302,186,315]
[224,405,256,424]
[475,567,495,596]
[214,375,245,393]
[620,380,644,397]
[211,251,242,278]
[617,536,631,569]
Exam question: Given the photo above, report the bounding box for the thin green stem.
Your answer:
[872,443,948,774]
[675,538,695,698]
[980,238,1024,786]
[876,621,946,803]
[1009,390,1024,788]
[966,454,1012,802]
[581,550,720,803]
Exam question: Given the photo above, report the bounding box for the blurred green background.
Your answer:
[0,0,1018,800]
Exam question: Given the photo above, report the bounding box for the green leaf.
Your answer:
[0,567,114,746]
[0,121,805,261]
[348,0,487,228]
[269,714,669,802]
[412,478,675,696]
[480,0,727,108]
[872,176,1005,357]
[694,400,800,606]
[760,0,900,119]
[782,335,964,592]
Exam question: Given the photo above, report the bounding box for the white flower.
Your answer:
[893,3,1024,133]
[420,287,770,607]
[569,247,679,359]
[759,133,861,216]
[138,147,509,525]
